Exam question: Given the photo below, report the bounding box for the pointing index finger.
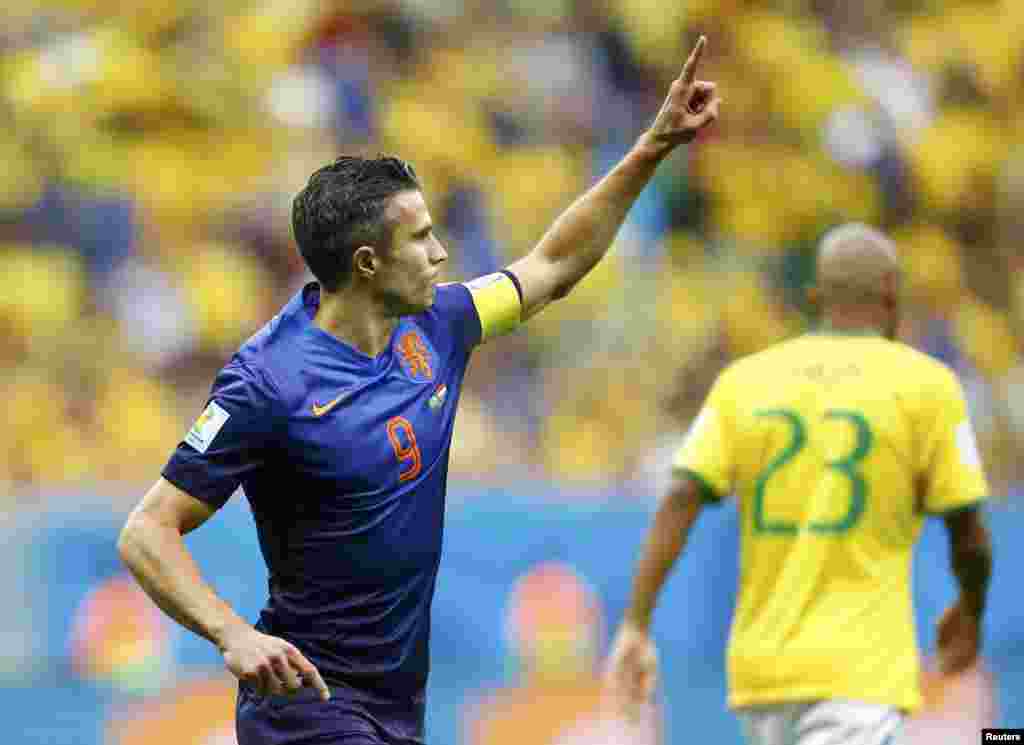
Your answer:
[679,35,706,85]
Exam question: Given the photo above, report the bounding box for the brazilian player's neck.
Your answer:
[314,287,400,358]
[820,296,899,336]
[818,310,893,340]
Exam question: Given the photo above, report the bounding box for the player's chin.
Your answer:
[421,284,437,308]
[405,290,434,314]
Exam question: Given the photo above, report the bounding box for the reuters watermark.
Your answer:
[983,730,1024,742]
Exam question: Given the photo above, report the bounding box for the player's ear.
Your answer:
[882,271,901,304]
[807,285,820,312]
[352,246,377,279]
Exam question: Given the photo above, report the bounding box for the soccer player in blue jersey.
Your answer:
[117,36,721,745]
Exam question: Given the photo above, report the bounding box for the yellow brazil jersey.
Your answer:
[672,331,989,712]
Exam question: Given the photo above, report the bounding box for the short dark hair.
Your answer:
[291,155,421,291]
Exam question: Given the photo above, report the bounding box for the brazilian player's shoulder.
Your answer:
[716,336,808,384]
[865,339,966,414]
[697,342,790,411]
[883,338,960,387]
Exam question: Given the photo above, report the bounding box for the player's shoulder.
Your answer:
[880,339,962,393]
[226,354,281,404]
[715,336,806,385]
[222,285,316,405]
[412,281,476,336]
[432,281,474,310]
[238,283,313,353]
[699,351,771,411]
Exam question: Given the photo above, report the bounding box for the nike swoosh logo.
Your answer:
[311,389,353,417]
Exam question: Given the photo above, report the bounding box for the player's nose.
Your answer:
[430,235,447,264]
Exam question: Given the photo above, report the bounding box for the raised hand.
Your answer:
[220,624,331,701]
[643,35,721,150]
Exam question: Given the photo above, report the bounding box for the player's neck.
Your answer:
[818,312,885,337]
[313,288,398,358]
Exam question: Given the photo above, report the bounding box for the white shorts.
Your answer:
[736,699,904,745]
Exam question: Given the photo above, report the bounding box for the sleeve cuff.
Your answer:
[676,467,725,505]
[161,460,235,510]
[921,497,987,517]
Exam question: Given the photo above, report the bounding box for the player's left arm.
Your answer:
[919,366,994,673]
[919,369,990,516]
[935,505,992,675]
[606,374,734,710]
[604,473,703,713]
[622,473,705,632]
[506,36,721,322]
[617,388,736,633]
[944,507,992,620]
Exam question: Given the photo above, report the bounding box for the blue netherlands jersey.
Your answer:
[162,276,521,700]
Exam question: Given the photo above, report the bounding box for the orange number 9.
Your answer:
[387,416,421,483]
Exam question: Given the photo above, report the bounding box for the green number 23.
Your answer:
[753,408,873,536]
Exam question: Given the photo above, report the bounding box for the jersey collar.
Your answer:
[810,322,883,338]
[303,283,403,368]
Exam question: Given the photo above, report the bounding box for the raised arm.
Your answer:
[507,36,721,320]
[118,477,330,700]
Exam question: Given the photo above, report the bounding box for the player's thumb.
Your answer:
[698,98,722,127]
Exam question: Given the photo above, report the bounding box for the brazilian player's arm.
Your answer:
[622,473,705,631]
[621,372,733,630]
[606,377,732,708]
[506,37,720,321]
[944,507,992,622]
[919,367,993,674]
[621,381,735,630]
[605,472,704,710]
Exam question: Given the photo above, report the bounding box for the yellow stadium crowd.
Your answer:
[1,0,1022,503]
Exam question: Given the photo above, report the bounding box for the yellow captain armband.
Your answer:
[464,271,522,342]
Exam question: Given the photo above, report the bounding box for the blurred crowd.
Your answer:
[1,0,1022,504]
